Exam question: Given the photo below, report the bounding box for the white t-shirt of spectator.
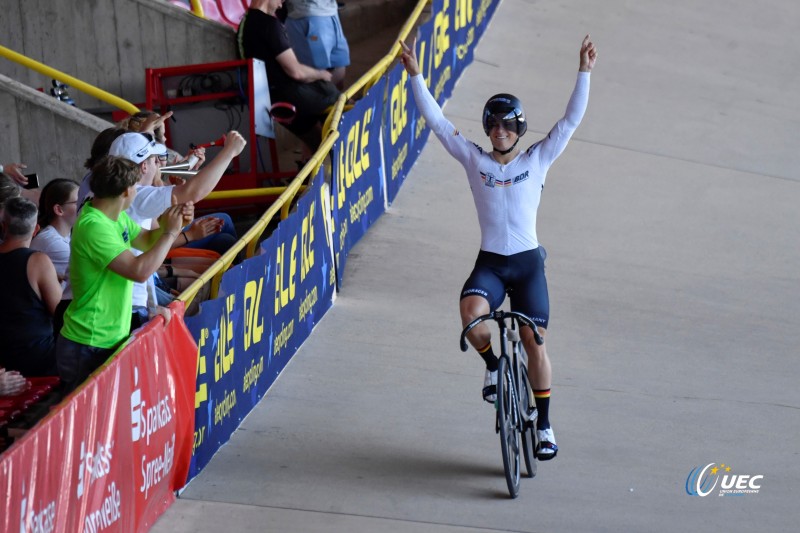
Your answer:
[30,225,70,289]
[127,185,175,308]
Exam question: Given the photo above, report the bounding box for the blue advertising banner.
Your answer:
[385,63,423,205]
[331,76,387,286]
[430,0,456,104]
[449,0,473,84]
[474,0,500,42]
[185,169,335,479]
[386,0,499,205]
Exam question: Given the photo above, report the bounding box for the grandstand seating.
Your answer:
[0,377,61,449]
[217,0,248,27]
[169,0,191,10]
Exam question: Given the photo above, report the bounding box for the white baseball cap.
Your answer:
[109,132,167,164]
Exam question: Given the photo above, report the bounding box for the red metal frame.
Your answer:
[144,59,295,209]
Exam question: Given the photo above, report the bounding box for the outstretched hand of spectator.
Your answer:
[579,34,598,72]
[138,111,174,136]
[2,162,28,187]
[180,201,195,227]
[399,38,420,77]
[158,203,187,238]
[186,216,223,242]
[0,368,29,396]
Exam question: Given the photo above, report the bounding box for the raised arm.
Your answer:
[170,131,247,204]
[535,35,597,163]
[399,39,474,163]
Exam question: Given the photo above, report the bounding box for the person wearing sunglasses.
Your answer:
[32,179,80,285]
[399,35,598,461]
[126,109,206,170]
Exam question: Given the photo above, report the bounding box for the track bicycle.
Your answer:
[460,310,544,498]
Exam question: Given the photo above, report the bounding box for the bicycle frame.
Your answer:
[460,310,543,496]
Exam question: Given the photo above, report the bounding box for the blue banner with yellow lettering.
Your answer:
[185,168,335,480]
[385,0,500,204]
[331,76,387,286]
[429,0,456,104]
[473,0,500,43]
[384,61,429,205]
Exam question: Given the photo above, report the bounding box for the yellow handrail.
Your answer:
[0,45,140,115]
[205,186,288,200]
[189,0,205,18]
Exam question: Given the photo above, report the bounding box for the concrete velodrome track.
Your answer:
[152,0,800,531]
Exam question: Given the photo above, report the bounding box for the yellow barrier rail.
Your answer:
[176,0,432,307]
[0,45,140,115]
[189,0,205,18]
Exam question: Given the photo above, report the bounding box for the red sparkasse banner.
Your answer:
[1,301,196,533]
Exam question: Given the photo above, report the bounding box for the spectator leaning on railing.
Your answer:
[56,156,189,394]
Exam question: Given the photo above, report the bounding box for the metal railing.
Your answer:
[0,45,140,114]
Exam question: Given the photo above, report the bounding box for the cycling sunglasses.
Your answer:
[485,111,521,132]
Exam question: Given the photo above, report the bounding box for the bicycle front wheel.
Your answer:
[497,356,521,498]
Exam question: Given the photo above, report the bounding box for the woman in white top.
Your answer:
[31,178,79,334]
[31,179,79,285]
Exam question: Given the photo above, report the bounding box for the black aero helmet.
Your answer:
[482,93,527,137]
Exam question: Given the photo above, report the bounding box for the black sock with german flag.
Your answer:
[477,342,498,371]
[534,389,551,430]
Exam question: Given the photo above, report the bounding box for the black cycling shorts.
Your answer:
[460,247,549,329]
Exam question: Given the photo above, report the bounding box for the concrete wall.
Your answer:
[0,74,113,184]
[0,0,236,108]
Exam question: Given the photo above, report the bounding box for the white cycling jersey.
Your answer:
[410,72,590,255]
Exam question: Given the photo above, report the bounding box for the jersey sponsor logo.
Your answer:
[462,288,489,298]
[512,170,529,184]
[480,171,511,188]
[122,228,130,243]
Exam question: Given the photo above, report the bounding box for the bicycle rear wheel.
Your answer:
[497,356,521,498]
[519,363,538,478]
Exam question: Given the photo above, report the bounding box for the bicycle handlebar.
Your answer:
[459,310,543,352]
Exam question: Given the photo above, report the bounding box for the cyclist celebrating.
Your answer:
[399,35,597,460]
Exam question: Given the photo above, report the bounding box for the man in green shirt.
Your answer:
[57,154,188,393]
